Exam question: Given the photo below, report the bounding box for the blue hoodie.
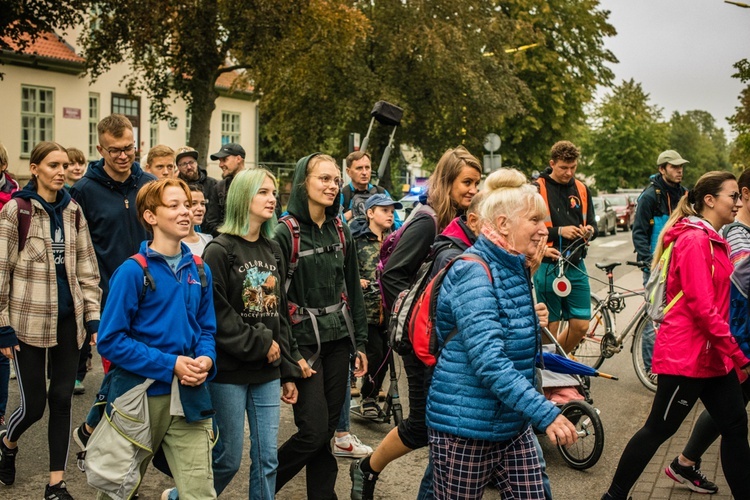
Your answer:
[97,241,217,396]
[69,159,156,303]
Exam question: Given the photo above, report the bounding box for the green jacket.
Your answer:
[273,153,368,352]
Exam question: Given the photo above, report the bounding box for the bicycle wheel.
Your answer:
[569,294,611,369]
[557,400,605,470]
[631,314,658,392]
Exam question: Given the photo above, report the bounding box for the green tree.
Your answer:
[729,59,750,170]
[587,79,667,192]
[81,0,366,164]
[669,110,730,186]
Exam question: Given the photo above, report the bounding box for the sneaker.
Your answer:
[360,398,381,419]
[350,458,377,500]
[377,389,386,401]
[665,456,719,494]
[647,371,658,384]
[44,480,74,499]
[73,380,85,395]
[161,487,179,500]
[0,430,17,486]
[332,433,373,458]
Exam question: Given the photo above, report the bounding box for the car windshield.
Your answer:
[605,196,627,206]
[593,198,604,211]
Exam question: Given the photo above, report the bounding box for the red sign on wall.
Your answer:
[63,107,82,119]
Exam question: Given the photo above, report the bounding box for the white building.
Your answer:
[0,27,257,181]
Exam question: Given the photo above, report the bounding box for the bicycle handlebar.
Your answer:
[626,261,650,271]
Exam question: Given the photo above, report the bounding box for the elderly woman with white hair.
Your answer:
[426,168,577,500]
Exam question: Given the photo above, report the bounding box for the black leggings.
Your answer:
[606,372,750,500]
[360,324,388,400]
[682,377,750,461]
[6,315,79,472]
[397,351,431,450]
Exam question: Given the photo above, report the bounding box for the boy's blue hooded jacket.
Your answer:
[97,241,217,396]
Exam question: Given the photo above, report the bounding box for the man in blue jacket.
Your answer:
[69,114,156,394]
[632,149,688,380]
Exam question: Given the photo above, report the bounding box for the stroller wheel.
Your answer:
[557,401,604,470]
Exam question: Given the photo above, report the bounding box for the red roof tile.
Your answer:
[215,70,253,93]
[1,31,84,64]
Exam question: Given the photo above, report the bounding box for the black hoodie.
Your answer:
[272,153,368,352]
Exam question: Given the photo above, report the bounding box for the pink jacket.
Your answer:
[652,216,750,378]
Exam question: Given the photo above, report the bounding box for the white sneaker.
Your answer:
[332,433,373,458]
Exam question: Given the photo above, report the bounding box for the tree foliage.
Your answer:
[669,110,730,186]
[730,59,750,170]
[586,79,667,192]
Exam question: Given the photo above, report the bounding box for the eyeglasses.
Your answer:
[722,192,742,203]
[191,200,209,207]
[313,175,342,188]
[178,160,198,168]
[101,144,136,157]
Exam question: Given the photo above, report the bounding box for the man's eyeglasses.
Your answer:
[102,144,136,157]
[191,200,209,207]
[178,160,198,168]
[313,175,342,188]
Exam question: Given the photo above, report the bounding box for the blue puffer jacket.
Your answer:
[426,236,560,441]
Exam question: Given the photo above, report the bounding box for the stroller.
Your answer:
[536,327,613,470]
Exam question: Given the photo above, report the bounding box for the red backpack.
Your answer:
[408,254,492,367]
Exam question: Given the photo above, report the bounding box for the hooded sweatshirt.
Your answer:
[429,216,477,278]
[632,173,687,264]
[272,153,368,352]
[14,186,74,318]
[70,159,156,302]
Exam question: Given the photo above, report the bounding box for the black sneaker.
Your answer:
[0,430,17,486]
[44,480,74,500]
[350,458,377,500]
[665,456,719,494]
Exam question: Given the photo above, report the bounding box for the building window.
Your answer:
[88,93,100,159]
[185,109,192,144]
[221,111,240,144]
[112,95,139,117]
[21,86,54,156]
[149,117,158,149]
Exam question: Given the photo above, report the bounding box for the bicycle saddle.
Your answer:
[595,262,621,272]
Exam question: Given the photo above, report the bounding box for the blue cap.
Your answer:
[365,193,403,211]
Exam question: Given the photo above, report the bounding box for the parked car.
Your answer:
[592,196,617,236]
[397,193,421,220]
[601,193,637,231]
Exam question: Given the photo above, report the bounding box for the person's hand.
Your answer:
[544,247,561,261]
[559,225,584,240]
[174,356,210,386]
[297,358,316,378]
[90,333,97,346]
[266,340,280,364]
[360,279,370,290]
[0,345,19,360]
[526,235,548,274]
[545,414,578,446]
[343,210,353,222]
[581,224,595,239]
[195,355,213,374]
[281,382,298,404]
[353,351,368,378]
[535,303,549,329]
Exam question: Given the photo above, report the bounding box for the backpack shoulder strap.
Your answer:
[333,216,347,256]
[192,254,208,287]
[129,253,155,302]
[279,215,300,293]
[15,198,33,253]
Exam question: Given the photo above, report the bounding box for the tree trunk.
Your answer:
[188,79,218,166]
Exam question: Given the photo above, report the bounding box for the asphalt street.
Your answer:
[2,228,743,499]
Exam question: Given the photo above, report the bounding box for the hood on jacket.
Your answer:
[85,158,148,188]
[662,215,720,249]
[437,216,475,249]
[13,184,72,220]
[286,153,341,225]
[350,219,380,239]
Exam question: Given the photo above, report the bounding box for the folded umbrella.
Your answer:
[536,351,618,380]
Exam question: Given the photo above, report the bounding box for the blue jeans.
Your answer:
[209,379,281,500]
[0,356,9,418]
[641,270,655,372]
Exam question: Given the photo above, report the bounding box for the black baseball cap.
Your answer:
[210,143,246,160]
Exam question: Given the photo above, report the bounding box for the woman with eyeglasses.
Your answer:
[181,184,213,256]
[273,153,368,499]
[0,142,101,499]
[603,171,750,500]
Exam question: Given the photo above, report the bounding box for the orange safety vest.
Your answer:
[536,177,589,245]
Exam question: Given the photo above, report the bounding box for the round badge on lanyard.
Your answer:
[553,260,571,297]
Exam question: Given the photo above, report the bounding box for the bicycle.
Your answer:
[569,260,657,392]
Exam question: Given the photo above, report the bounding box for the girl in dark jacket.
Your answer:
[274,153,368,499]
[200,169,301,500]
[351,146,482,500]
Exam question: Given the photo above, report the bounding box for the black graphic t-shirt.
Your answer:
[203,233,300,385]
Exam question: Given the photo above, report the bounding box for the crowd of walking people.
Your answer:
[0,114,748,500]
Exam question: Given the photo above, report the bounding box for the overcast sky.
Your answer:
[596,0,750,137]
